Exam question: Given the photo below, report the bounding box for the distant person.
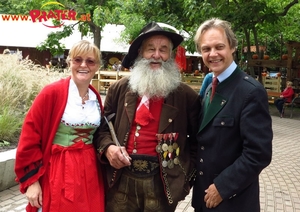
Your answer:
[15,40,105,212]
[274,81,294,118]
[116,60,122,72]
[112,61,118,71]
[192,18,272,212]
[199,72,213,99]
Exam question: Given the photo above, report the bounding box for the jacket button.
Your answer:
[200,158,203,163]
[201,146,205,150]
[124,103,128,107]
[199,171,203,175]
[168,119,173,123]
[221,121,225,125]
[229,194,236,199]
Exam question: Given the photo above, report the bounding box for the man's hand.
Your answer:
[26,181,42,208]
[106,145,131,169]
[204,183,223,208]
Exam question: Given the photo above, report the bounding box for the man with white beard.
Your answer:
[96,22,201,212]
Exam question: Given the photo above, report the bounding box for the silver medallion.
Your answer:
[162,160,168,167]
[156,144,162,153]
[167,160,174,169]
[174,157,179,165]
[162,143,168,152]
[172,142,178,150]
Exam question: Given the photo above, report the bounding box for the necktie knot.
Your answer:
[210,77,218,102]
[212,77,218,85]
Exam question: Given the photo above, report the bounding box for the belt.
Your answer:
[125,154,160,177]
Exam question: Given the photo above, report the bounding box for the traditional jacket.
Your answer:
[14,77,103,212]
[96,77,201,205]
[192,68,273,211]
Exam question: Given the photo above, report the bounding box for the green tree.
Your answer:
[2,0,299,60]
[1,0,117,56]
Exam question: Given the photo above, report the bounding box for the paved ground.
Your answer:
[1,104,299,212]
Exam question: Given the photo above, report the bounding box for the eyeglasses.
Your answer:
[71,57,97,66]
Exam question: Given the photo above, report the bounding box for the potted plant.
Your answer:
[281,54,288,60]
[263,55,270,60]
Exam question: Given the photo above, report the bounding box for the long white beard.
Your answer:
[128,57,181,98]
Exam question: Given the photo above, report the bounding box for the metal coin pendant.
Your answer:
[174,157,179,165]
[172,142,178,150]
[162,143,168,151]
[168,145,174,153]
[156,144,162,153]
[167,160,174,169]
[162,160,168,167]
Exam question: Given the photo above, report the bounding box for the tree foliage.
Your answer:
[2,0,300,60]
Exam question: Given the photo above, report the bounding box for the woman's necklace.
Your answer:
[81,91,89,109]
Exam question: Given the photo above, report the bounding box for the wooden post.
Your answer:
[280,33,283,59]
[286,44,293,81]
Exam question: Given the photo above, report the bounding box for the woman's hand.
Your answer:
[26,181,42,208]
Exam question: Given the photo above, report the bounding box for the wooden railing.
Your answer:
[92,71,205,94]
[91,70,131,94]
[181,74,204,93]
[262,76,281,92]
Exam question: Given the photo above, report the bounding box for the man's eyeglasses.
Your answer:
[71,57,97,66]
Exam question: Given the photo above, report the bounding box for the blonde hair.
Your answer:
[194,18,238,53]
[66,40,101,65]
[286,81,293,86]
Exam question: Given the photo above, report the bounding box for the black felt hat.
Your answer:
[122,22,183,68]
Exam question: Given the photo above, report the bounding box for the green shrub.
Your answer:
[0,107,22,145]
[0,54,68,146]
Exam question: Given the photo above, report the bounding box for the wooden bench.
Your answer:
[266,91,281,104]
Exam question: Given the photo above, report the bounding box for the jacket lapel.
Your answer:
[199,90,227,132]
[199,68,242,132]
[124,92,138,125]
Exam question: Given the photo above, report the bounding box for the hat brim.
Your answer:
[122,31,183,68]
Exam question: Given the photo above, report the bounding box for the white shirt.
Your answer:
[61,79,101,126]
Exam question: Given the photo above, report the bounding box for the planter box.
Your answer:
[0,149,18,191]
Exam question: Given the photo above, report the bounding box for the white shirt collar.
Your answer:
[214,61,237,83]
